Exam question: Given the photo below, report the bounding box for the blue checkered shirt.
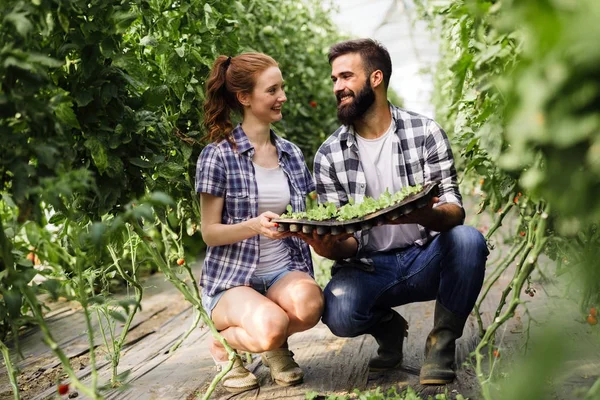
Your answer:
[196,125,315,296]
[313,104,463,253]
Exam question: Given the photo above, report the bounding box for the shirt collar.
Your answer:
[231,123,293,159]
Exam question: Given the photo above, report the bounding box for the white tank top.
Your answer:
[356,121,421,251]
[253,163,292,276]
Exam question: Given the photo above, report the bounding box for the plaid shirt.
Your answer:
[196,124,315,296]
[313,104,462,253]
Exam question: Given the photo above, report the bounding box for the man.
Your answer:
[297,39,488,385]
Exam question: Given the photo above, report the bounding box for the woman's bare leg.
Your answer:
[266,271,324,336]
[209,286,289,360]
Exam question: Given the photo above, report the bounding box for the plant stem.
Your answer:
[474,239,527,336]
[170,310,202,353]
[202,359,235,400]
[485,200,515,241]
[107,243,143,385]
[584,376,600,400]
[21,285,101,399]
[129,220,235,399]
[75,253,99,394]
[0,339,21,400]
[475,206,549,400]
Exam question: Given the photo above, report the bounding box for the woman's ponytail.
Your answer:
[203,55,236,143]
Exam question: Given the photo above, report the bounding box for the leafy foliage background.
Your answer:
[0,0,345,346]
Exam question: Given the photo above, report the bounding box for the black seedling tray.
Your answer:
[274,182,440,235]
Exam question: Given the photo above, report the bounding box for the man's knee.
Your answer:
[446,225,488,261]
[322,310,367,337]
[443,225,488,289]
[322,285,369,337]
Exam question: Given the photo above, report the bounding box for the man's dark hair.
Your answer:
[328,39,392,89]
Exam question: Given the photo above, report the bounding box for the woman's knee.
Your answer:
[254,308,289,350]
[290,288,324,330]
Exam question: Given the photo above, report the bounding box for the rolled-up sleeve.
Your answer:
[196,144,226,197]
[424,121,462,208]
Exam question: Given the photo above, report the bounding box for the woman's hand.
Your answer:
[247,211,292,240]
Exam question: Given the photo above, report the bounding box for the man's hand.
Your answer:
[294,229,357,260]
[385,197,464,232]
[385,196,439,225]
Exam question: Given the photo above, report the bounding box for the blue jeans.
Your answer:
[322,225,488,337]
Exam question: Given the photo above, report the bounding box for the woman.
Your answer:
[196,53,324,393]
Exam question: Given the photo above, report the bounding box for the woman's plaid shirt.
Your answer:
[196,125,315,296]
[313,104,463,254]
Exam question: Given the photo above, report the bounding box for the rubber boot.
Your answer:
[367,310,409,371]
[419,301,468,385]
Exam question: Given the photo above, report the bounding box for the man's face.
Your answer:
[331,53,376,126]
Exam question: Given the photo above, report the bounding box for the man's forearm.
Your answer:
[315,236,358,261]
[419,203,465,232]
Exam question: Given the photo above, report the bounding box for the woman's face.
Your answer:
[243,66,287,124]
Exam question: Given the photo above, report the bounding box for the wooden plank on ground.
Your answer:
[32,301,197,400]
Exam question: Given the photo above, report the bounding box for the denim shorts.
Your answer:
[201,267,291,318]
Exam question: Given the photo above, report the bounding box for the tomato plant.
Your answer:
[415,0,600,398]
[1,0,346,398]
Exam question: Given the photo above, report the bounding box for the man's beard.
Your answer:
[336,79,376,126]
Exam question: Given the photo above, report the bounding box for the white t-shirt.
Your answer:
[356,121,422,252]
[253,163,291,276]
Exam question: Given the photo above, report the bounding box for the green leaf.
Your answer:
[48,212,66,225]
[132,204,154,220]
[55,101,81,129]
[16,258,33,268]
[112,11,137,33]
[128,158,154,168]
[5,11,33,37]
[142,85,169,108]
[40,279,62,301]
[149,192,173,206]
[90,222,106,247]
[1,289,23,317]
[88,295,105,305]
[140,35,159,47]
[84,138,108,173]
[73,91,93,107]
[108,310,127,323]
[118,299,139,312]
[2,193,16,208]
[57,10,69,32]
[28,53,63,68]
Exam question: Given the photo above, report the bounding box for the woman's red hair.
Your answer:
[203,53,278,144]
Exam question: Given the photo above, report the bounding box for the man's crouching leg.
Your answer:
[322,266,408,371]
[419,225,488,385]
[366,310,409,371]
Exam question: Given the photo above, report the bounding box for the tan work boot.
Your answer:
[219,355,259,393]
[419,301,468,385]
[368,310,409,371]
[261,348,304,386]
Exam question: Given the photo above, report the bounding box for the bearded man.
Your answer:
[296,39,489,385]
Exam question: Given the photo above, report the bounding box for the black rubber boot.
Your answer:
[367,310,409,371]
[419,301,468,385]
